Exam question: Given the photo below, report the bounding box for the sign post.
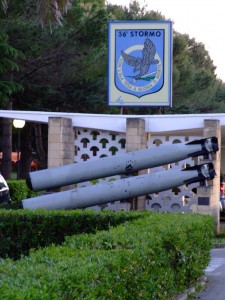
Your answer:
[108,21,172,107]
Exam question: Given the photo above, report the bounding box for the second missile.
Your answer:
[23,163,216,210]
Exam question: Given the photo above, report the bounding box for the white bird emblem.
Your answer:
[121,38,159,81]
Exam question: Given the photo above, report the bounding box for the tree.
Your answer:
[1,0,72,27]
[0,30,23,106]
[10,1,107,111]
[1,0,225,179]
[0,30,24,179]
[0,0,108,177]
[169,31,222,114]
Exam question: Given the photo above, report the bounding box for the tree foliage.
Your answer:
[170,31,225,113]
[1,0,72,27]
[0,0,225,178]
[1,0,223,115]
[0,30,23,106]
[0,0,108,113]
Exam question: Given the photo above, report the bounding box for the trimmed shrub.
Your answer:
[0,212,214,299]
[0,209,145,259]
[7,180,41,203]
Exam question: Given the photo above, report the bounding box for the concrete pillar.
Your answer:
[48,117,74,191]
[125,118,147,210]
[221,146,225,175]
[197,119,221,234]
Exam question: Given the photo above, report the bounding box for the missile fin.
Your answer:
[182,163,216,185]
[186,137,219,157]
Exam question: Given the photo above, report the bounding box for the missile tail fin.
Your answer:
[182,163,216,184]
[187,137,219,157]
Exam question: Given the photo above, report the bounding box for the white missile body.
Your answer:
[23,163,215,210]
[27,137,218,191]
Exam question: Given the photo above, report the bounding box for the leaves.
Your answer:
[0,212,214,299]
[0,29,24,105]
[37,0,64,28]
[169,31,222,113]
[1,0,8,13]
[36,0,73,28]
[1,0,72,27]
[0,0,224,114]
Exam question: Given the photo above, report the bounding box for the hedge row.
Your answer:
[7,180,41,203]
[0,209,146,260]
[0,212,214,299]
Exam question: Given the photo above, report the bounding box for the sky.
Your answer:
[107,0,225,82]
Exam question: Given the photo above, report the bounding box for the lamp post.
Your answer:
[13,119,25,180]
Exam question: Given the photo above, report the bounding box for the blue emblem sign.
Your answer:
[108,21,172,107]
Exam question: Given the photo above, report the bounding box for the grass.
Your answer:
[213,222,225,244]
[213,236,225,243]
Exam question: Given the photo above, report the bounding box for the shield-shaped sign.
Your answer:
[108,21,172,107]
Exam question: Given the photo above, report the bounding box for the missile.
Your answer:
[27,137,218,191]
[23,163,216,210]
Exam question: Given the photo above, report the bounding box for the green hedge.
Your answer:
[0,209,145,260]
[7,180,41,203]
[0,212,214,299]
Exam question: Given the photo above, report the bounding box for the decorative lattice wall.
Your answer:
[74,128,128,211]
[74,127,202,212]
[146,135,202,213]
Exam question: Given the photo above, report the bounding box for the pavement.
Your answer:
[189,247,225,299]
[173,246,225,300]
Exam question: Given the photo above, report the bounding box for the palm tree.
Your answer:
[1,0,72,26]
[37,0,72,27]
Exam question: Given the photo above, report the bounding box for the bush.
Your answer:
[7,180,27,202]
[7,180,41,203]
[0,209,145,259]
[0,212,214,299]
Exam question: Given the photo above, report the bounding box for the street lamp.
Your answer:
[13,119,25,180]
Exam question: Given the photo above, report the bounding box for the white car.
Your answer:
[0,173,11,203]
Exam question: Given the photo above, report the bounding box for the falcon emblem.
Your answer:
[121,38,159,81]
